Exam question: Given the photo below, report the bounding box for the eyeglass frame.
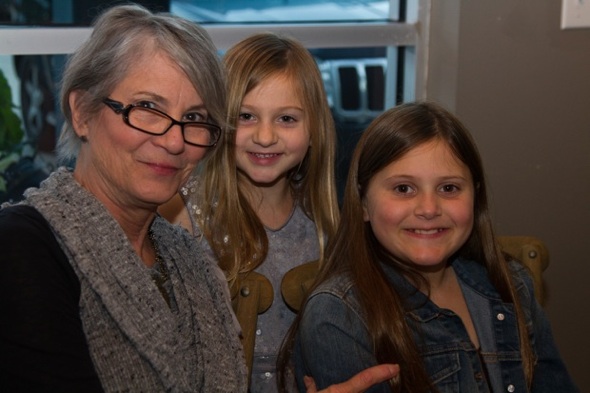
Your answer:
[102,98,221,147]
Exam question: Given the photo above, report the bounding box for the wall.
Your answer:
[423,1,590,390]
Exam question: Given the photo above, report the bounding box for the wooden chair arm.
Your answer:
[230,272,273,385]
[281,260,319,312]
[280,236,551,313]
[498,235,549,305]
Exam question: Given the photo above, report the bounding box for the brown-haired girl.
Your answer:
[279,102,578,393]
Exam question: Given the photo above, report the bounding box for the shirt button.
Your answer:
[497,313,505,321]
[507,384,515,392]
[265,372,272,379]
[256,329,262,336]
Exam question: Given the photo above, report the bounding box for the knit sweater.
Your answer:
[4,167,247,392]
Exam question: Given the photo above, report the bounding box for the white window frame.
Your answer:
[0,23,415,52]
[0,0,428,104]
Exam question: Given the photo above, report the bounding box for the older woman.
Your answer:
[0,4,245,391]
[0,4,400,393]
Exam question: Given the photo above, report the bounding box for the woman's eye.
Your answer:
[184,112,206,122]
[136,100,156,109]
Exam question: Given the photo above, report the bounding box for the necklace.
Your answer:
[148,229,172,308]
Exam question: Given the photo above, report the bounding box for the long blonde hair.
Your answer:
[279,102,535,392]
[197,33,339,283]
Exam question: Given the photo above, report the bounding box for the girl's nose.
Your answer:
[252,121,278,146]
[414,192,442,219]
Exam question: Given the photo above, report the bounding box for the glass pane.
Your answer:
[312,46,406,199]
[172,0,393,23]
[0,1,394,27]
[0,44,411,203]
[0,54,61,203]
[0,1,171,26]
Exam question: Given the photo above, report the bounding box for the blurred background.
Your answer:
[1,1,589,390]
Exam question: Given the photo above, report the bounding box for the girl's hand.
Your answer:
[305,364,400,393]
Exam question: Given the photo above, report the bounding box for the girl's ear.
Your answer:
[362,196,370,222]
[69,90,90,140]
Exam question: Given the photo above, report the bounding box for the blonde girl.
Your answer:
[163,33,339,392]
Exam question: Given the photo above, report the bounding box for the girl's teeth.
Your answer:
[414,229,440,235]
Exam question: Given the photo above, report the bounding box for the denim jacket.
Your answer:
[293,257,578,393]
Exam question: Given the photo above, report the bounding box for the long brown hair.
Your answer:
[278,102,535,392]
[197,33,339,283]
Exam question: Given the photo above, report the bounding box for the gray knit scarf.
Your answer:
[22,167,247,392]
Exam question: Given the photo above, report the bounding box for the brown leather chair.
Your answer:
[232,236,549,384]
[280,235,550,313]
[497,235,549,305]
[281,260,319,313]
[230,272,273,386]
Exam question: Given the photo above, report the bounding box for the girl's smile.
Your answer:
[362,138,474,271]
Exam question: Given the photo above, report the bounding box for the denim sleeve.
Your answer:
[513,265,580,392]
[293,292,391,393]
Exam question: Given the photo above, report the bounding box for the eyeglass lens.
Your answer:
[128,106,217,146]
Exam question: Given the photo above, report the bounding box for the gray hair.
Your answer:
[57,4,225,163]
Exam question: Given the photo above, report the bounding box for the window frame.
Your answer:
[0,0,427,105]
[0,22,415,53]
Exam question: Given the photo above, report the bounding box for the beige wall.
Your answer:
[422,1,590,390]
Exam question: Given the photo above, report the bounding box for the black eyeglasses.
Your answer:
[103,98,221,147]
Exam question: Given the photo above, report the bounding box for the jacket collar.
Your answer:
[380,257,500,322]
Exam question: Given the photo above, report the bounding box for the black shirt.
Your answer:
[0,205,103,392]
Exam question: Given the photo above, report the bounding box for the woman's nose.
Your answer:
[156,123,185,154]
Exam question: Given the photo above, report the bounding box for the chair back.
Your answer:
[280,235,550,312]
[231,272,273,385]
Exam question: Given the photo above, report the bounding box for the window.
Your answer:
[0,0,418,202]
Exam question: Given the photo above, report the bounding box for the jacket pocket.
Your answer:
[422,351,461,393]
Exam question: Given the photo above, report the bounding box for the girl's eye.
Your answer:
[279,115,296,123]
[239,113,254,122]
[394,184,414,194]
[440,184,460,193]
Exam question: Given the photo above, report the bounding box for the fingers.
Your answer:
[312,364,400,393]
[304,375,318,392]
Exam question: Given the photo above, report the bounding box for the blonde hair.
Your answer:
[197,33,339,282]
